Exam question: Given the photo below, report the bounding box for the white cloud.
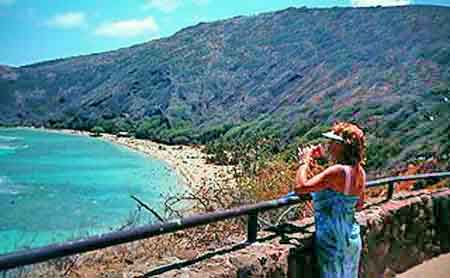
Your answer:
[94,17,159,38]
[47,12,86,29]
[351,0,411,7]
[0,0,14,5]
[143,0,181,13]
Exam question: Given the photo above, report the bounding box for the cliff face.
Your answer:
[0,6,449,169]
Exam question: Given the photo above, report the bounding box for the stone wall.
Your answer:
[358,188,450,277]
[158,188,450,277]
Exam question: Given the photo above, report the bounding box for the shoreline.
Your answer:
[101,134,234,190]
[9,126,233,190]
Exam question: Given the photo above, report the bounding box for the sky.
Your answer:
[0,0,449,66]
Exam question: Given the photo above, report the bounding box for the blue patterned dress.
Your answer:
[311,189,361,278]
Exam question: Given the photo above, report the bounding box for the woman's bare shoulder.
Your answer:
[332,164,365,174]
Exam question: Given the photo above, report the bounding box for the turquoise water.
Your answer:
[0,128,183,254]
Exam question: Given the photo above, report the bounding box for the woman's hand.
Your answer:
[297,145,315,163]
[310,145,325,159]
[297,144,324,164]
[297,146,309,164]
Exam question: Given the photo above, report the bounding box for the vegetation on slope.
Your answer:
[1,5,449,174]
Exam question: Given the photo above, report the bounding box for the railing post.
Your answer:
[387,182,395,200]
[288,247,299,278]
[247,212,258,243]
[288,246,316,278]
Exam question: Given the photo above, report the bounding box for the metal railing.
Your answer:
[0,171,449,271]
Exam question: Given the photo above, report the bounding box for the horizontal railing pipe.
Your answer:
[0,197,301,270]
[366,172,450,187]
[0,171,449,271]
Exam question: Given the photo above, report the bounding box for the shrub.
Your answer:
[135,117,162,139]
[91,126,105,136]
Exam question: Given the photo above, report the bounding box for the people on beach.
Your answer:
[294,122,366,278]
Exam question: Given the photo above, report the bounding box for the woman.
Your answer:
[295,122,366,278]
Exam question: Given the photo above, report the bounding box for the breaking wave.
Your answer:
[0,176,25,195]
[0,135,23,142]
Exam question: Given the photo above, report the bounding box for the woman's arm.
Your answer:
[356,191,365,211]
[356,167,366,210]
[294,164,345,194]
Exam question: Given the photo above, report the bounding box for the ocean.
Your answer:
[0,128,183,254]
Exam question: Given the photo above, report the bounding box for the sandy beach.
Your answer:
[19,127,234,191]
[100,134,234,190]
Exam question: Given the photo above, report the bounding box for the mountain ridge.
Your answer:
[1,5,449,172]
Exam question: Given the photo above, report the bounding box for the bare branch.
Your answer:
[130,195,165,222]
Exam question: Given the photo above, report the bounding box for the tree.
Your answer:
[91,126,105,137]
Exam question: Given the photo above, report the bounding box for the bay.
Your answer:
[0,128,183,254]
